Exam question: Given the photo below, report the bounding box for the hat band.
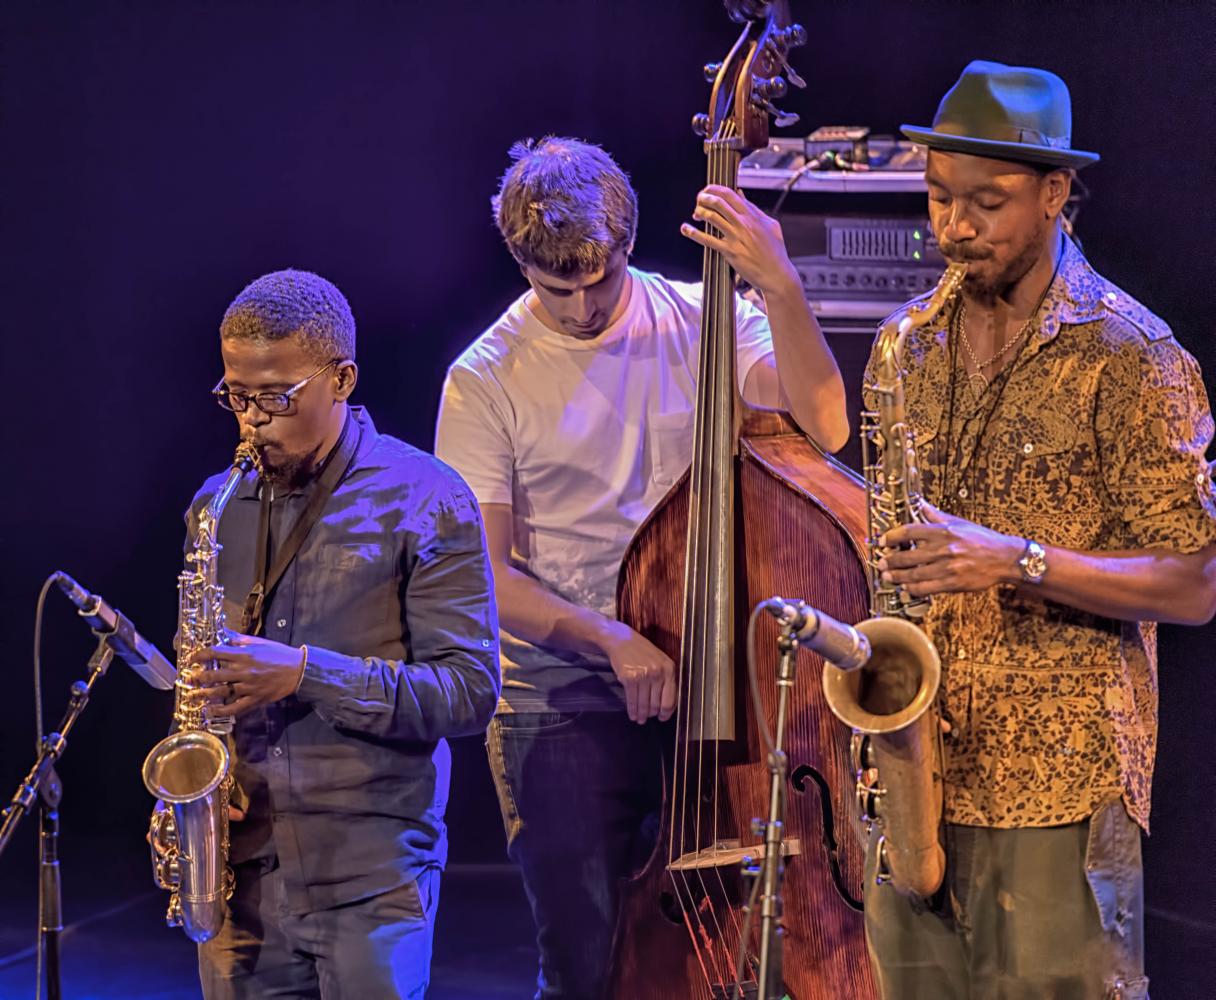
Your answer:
[933,119,1072,150]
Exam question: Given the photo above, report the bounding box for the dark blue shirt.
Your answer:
[186,406,500,913]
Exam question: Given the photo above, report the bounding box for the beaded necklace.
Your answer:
[935,242,1064,511]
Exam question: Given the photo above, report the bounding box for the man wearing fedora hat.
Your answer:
[863,61,1216,998]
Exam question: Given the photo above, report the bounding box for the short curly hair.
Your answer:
[491,137,638,278]
[219,269,356,362]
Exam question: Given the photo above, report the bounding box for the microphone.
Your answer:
[53,572,176,690]
[761,597,871,671]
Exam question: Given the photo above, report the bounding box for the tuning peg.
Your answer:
[692,113,712,138]
[760,101,800,129]
[783,60,806,90]
[769,24,807,88]
[767,24,806,55]
[782,24,808,49]
[703,61,722,82]
[754,76,787,101]
[764,46,805,90]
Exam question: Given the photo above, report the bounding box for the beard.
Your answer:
[943,222,1049,305]
[256,443,323,491]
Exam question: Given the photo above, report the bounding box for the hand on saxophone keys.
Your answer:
[183,633,309,718]
[877,501,1027,596]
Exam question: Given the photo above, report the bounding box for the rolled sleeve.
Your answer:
[1096,336,1216,553]
[296,480,501,741]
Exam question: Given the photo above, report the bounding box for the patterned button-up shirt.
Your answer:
[865,237,1216,831]
[185,406,500,912]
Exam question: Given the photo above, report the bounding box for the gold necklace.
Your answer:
[957,299,1035,396]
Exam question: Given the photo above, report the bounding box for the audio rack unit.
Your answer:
[739,134,940,470]
[739,135,942,325]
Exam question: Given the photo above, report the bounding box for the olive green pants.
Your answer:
[863,800,1148,999]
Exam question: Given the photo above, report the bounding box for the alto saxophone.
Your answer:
[142,441,260,942]
[820,262,967,899]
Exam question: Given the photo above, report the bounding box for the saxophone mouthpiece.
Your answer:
[233,439,262,476]
[942,260,968,292]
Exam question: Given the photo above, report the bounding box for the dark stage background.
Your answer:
[2,0,1214,994]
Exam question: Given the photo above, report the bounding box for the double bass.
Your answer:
[609,5,877,998]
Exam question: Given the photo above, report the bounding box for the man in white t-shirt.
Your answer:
[434,137,848,999]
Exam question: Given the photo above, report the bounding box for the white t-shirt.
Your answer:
[435,267,775,711]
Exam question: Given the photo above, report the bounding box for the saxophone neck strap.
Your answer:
[240,411,361,636]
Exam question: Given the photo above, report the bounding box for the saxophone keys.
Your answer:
[166,894,184,928]
[873,836,894,886]
[856,778,885,824]
[151,854,180,892]
[849,732,877,771]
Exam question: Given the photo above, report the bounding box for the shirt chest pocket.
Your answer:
[992,412,1080,507]
[307,540,397,628]
[650,410,693,488]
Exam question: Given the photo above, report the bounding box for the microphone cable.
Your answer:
[31,572,57,1000]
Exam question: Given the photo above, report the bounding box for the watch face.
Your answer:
[1020,541,1047,582]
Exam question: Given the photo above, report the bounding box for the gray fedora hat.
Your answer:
[901,60,1099,170]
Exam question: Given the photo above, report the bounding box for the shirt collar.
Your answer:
[1030,235,1106,344]
[913,235,1104,355]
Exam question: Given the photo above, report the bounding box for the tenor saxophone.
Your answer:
[819,262,967,899]
[142,441,259,942]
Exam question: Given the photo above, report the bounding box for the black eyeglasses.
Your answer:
[212,360,339,414]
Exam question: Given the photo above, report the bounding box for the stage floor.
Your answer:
[2,827,1209,997]
[0,834,536,1000]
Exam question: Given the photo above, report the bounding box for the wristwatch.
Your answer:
[1017,539,1048,584]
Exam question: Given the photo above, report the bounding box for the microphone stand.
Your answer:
[0,633,119,1000]
[755,627,797,1000]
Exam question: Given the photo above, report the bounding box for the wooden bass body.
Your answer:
[610,421,877,999]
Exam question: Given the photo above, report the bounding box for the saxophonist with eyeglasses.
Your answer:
[165,268,500,999]
[858,62,1216,999]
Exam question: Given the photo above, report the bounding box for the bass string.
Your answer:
[667,124,759,991]
[709,125,750,977]
[669,128,725,987]
[701,133,741,983]
[693,130,731,983]
[683,131,744,990]
[691,127,749,987]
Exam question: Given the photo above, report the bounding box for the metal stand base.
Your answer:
[0,636,117,1000]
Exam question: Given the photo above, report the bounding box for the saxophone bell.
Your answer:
[822,615,945,899]
[142,730,232,942]
[763,598,947,898]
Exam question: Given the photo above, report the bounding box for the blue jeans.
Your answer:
[864,799,1148,999]
[198,862,440,999]
[487,710,665,1000]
